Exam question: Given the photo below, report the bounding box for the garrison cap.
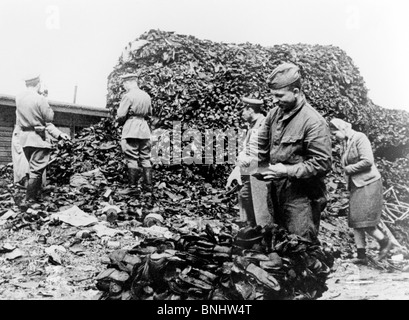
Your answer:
[119,73,139,81]
[267,63,300,89]
[239,97,264,109]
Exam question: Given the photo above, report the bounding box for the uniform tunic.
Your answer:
[16,90,62,148]
[15,90,63,179]
[238,114,266,225]
[117,88,153,168]
[257,94,332,242]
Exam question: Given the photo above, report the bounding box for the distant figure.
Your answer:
[15,74,70,204]
[226,97,267,226]
[116,73,154,192]
[330,118,392,264]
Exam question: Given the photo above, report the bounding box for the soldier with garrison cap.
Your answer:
[256,63,332,243]
[117,73,154,192]
[16,74,70,204]
[226,96,267,226]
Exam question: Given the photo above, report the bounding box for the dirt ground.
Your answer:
[2,218,409,301]
[320,260,409,300]
[0,226,106,300]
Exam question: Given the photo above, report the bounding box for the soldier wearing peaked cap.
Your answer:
[119,73,139,81]
[226,96,269,226]
[15,74,70,205]
[235,97,265,171]
[116,73,154,192]
[255,63,332,243]
[240,97,264,106]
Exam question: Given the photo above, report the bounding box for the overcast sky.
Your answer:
[0,0,408,112]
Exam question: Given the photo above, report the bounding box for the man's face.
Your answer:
[270,87,299,112]
[123,78,139,90]
[241,106,253,123]
[38,81,45,94]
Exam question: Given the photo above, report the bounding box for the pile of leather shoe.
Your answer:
[107,29,409,158]
[95,224,333,300]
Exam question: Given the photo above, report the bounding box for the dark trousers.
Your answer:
[23,147,50,179]
[121,138,152,168]
[238,175,256,226]
[272,178,325,243]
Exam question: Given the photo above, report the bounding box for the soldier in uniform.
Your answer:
[257,63,332,243]
[226,97,268,226]
[116,73,153,192]
[15,74,70,204]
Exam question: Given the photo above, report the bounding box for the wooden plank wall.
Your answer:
[0,105,15,164]
[0,127,13,164]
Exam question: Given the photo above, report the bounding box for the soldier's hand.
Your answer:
[237,160,250,167]
[237,154,251,167]
[226,166,242,189]
[150,116,160,129]
[261,163,288,180]
[59,133,71,141]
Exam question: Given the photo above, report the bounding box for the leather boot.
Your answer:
[142,167,153,192]
[26,176,42,202]
[128,167,142,186]
[378,237,393,261]
[350,248,368,265]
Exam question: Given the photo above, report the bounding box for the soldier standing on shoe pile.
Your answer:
[116,73,153,191]
[12,124,47,189]
[226,97,266,227]
[256,63,332,243]
[15,74,70,204]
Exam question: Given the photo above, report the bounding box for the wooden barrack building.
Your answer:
[0,94,110,165]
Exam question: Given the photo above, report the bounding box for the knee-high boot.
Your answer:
[142,167,153,192]
[128,167,142,186]
[26,176,42,202]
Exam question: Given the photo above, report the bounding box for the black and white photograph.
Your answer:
[0,0,408,306]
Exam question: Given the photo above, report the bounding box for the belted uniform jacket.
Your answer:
[256,95,332,198]
[16,90,62,149]
[117,88,152,140]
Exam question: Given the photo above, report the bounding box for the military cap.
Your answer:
[239,97,264,109]
[119,73,139,81]
[23,73,41,83]
[268,63,300,89]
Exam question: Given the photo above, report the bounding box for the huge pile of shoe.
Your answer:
[96,224,333,300]
[48,29,409,189]
[107,29,409,157]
